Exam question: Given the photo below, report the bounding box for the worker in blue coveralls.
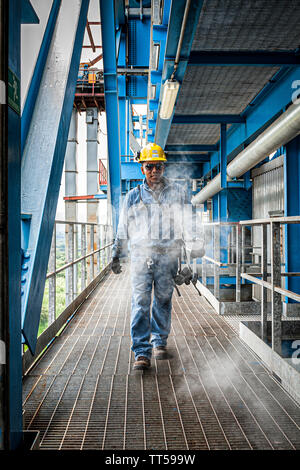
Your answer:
[111,143,204,370]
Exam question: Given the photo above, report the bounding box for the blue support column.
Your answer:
[220,123,227,189]
[100,0,122,232]
[21,0,89,354]
[6,0,23,450]
[284,136,300,302]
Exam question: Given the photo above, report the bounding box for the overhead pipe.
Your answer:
[192,102,300,205]
[170,0,192,80]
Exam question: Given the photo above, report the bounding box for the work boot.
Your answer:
[133,356,151,370]
[153,346,168,360]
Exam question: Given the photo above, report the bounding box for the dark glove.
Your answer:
[190,241,205,259]
[111,257,122,274]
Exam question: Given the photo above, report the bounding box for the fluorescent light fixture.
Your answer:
[151,43,160,70]
[159,80,180,120]
[151,85,156,99]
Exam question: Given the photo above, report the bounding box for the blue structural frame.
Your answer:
[154,0,204,148]
[21,0,89,354]
[7,0,23,451]
[284,136,300,300]
[21,0,61,155]
[100,0,122,232]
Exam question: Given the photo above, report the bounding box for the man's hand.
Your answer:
[111,257,122,274]
[190,241,205,259]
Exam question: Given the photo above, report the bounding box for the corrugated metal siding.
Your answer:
[252,157,284,300]
[252,160,284,220]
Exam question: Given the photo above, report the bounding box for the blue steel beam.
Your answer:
[155,0,204,148]
[21,0,89,354]
[6,0,23,450]
[21,0,61,155]
[21,0,39,23]
[165,144,218,152]
[100,0,122,232]
[220,123,227,189]
[188,50,300,66]
[166,153,210,162]
[172,114,245,124]
[284,136,300,301]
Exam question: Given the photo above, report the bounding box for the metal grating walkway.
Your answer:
[23,270,300,450]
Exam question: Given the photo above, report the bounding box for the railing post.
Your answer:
[202,227,207,286]
[81,224,86,291]
[271,221,282,355]
[104,225,108,265]
[97,225,100,274]
[241,225,246,283]
[90,224,95,281]
[214,225,220,299]
[100,224,105,269]
[73,223,78,299]
[261,223,268,342]
[66,223,74,306]
[48,224,56,325]
[236,224,241,302]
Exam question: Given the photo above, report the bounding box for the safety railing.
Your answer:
[239,216,300,354]
[23,220,113,373]
[201,217,300,355]
[202,221,259,301]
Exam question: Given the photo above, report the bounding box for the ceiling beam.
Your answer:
[172,114,245,124]
[165,144,218,152]
[188,50,300,66]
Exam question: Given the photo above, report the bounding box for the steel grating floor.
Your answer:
[23,270,300,450]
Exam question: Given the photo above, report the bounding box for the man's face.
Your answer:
[141,162,165,185]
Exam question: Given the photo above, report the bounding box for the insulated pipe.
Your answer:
[192,103,300,205]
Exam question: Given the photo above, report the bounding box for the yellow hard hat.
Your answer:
[138,143,167,163]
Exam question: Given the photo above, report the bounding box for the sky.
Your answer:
[21,0,107,223]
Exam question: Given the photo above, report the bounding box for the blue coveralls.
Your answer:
[112,177,190,360]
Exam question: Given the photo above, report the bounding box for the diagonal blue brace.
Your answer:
[99,0,122,233]
[21,0,61,155]
[21,0,89,354]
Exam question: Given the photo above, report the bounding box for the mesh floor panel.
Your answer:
[23,270,300,450]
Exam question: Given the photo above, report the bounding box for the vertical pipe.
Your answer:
[271,221,282,355]
[261,223,268,342]
[48,225,56,325]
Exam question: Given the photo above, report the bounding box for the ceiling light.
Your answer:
[159,80,180,120]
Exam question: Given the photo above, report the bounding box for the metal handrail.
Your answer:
[46,242,113,278]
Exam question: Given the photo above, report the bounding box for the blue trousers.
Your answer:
[130,252,178,359]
